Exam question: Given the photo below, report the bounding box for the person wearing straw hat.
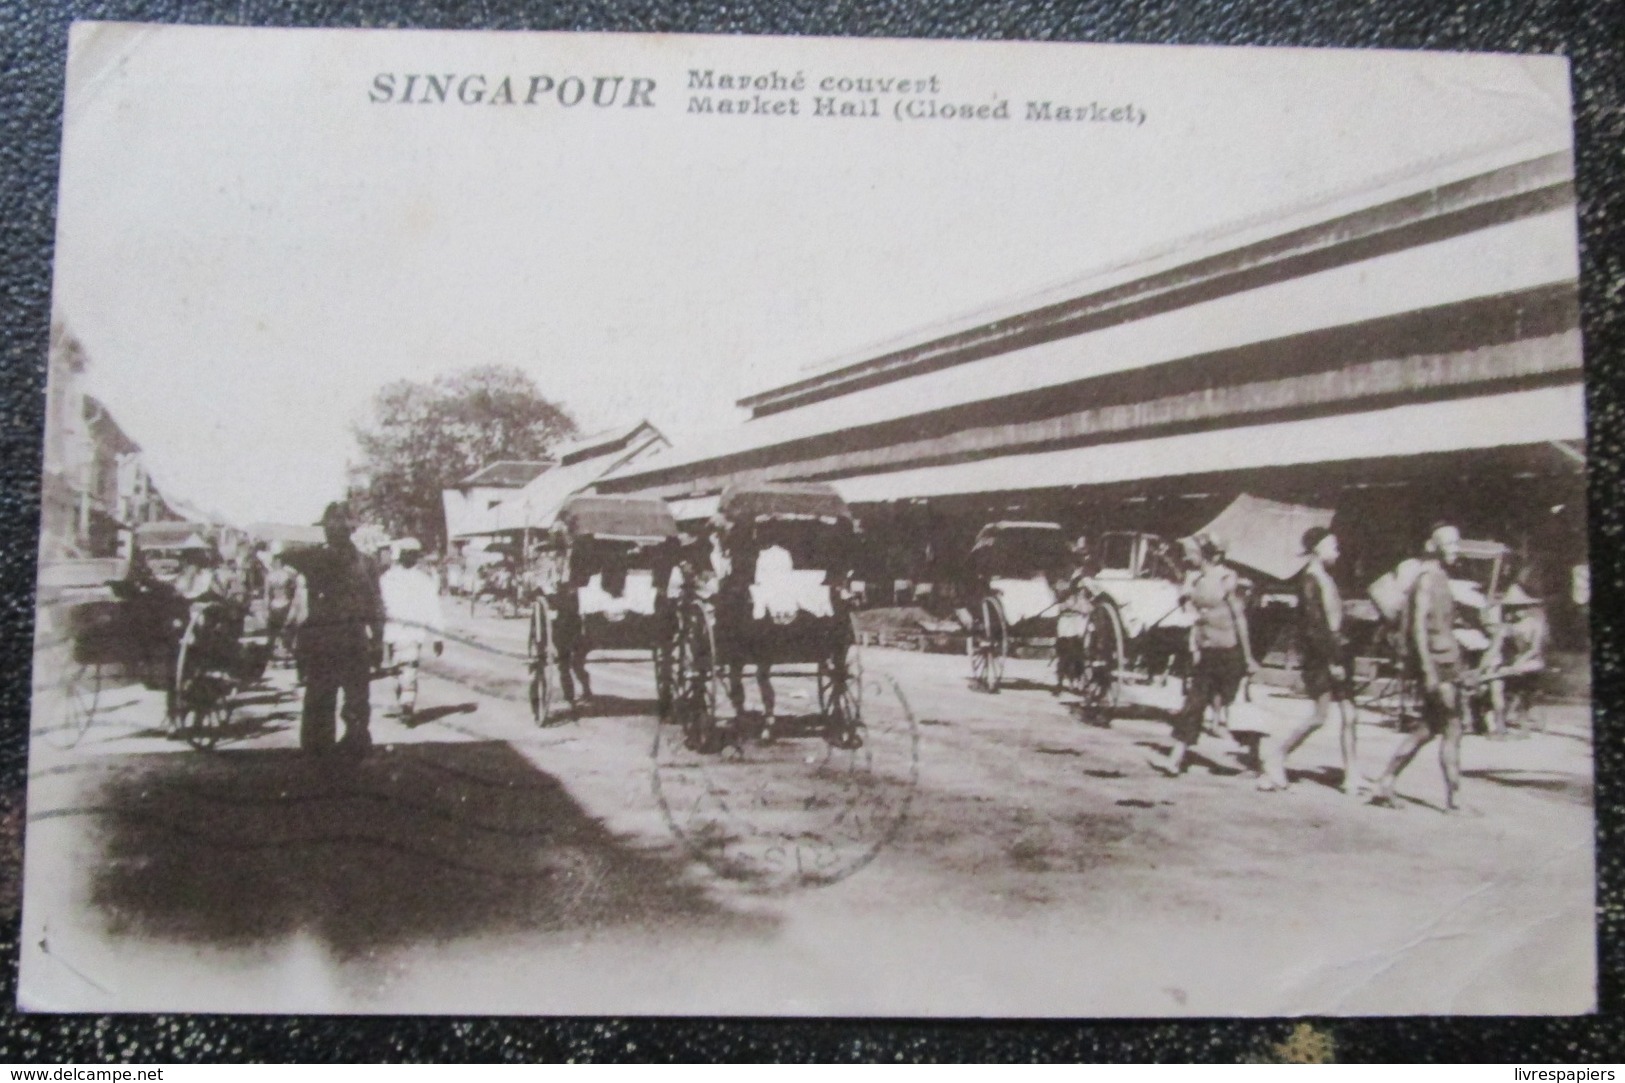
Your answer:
[1260,526,1358,794]
[1476,583,1549,736]
[172,538,225,603]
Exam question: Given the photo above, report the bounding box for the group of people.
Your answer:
[1145,521,1548,813]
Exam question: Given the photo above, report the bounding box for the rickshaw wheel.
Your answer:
[817,626,864,749]
[180,691,231,752]
[969,596,1007,693]
[51,661,102,750]
[526,601,555,726]
[1075,602,1125,724]
[654,642,674,720]
[172,635,231,750]
[673,598,721,753]
[1350,627,1419,728]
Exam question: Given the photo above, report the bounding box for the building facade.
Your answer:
[600,144,1589,645]
[40,325,179,563]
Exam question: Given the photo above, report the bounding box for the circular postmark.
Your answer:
[651,665,918,892]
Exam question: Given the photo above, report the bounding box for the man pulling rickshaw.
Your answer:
[668,482,862,754]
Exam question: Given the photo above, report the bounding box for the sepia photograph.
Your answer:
[22,24,1594,1016]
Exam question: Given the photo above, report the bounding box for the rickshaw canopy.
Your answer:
[971,521,1067,549]
[970,521,1071,578]
[718,483,853,525]
[555,495,679,542]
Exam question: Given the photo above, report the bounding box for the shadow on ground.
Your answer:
[1463,767,1593,805]
[83,741,771,957]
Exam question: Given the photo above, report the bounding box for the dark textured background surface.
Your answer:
[0,0,1621,1063]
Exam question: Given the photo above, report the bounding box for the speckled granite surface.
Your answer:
[0,0,1619,1062]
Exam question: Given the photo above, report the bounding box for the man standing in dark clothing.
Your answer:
[1260,527,1357,794]
[289,502,385,756]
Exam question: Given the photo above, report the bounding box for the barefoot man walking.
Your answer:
[1370,522,1467,811]
[1260,526,1357,794]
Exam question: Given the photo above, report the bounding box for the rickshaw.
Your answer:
[964,522,1082,694]
[668,482,862,755]
[46,555,268,751]
[40,557,167,749]
[469,553,522,617]
[1069,531,1195,721]
[167,589,269,749]
[525,495,679,724]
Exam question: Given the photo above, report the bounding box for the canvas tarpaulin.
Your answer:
[1196,493,1333,582]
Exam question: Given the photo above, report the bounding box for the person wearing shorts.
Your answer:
[1473,584,1548,735]
[1260,527,1358,794]
[1370,523,1467,811]
[1150,532,1257,777]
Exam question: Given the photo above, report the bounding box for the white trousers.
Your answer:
[388,640,424,711]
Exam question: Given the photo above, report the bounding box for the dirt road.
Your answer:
[19,609,1596,1015]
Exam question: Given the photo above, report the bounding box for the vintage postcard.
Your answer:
[24,24,1593,1015]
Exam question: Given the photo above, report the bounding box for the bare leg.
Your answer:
[756,662,777,738]
[556,634,576,703]
[1285,695,1331,758]
[1153,672,1206,776]
[1335,696,1358,793]
[1150,738,1190,776]
[571,644,592,700]
[1372,726,1433,804]
[1439,683,1463,809]
[1261,694,1326,790]
[755,664,775,717]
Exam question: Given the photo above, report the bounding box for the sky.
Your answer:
[49,25,1574,525]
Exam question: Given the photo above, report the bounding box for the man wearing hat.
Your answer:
[285,502,386,755]
[378,537,445,720]
[1477,583,1549,735]
[172,538,225,603]
[1260,526,1357,793]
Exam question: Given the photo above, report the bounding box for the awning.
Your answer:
[830,385,1584,505]
[134,521,212,550]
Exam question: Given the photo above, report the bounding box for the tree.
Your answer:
[348,365,578,551]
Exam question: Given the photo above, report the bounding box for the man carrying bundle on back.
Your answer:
[1368,522,1468,812]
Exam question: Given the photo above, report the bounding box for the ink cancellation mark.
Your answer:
[651,670,920,893]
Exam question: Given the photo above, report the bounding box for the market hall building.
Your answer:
[597,144,1589,648]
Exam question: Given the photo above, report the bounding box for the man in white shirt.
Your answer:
[379,538,445,720]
